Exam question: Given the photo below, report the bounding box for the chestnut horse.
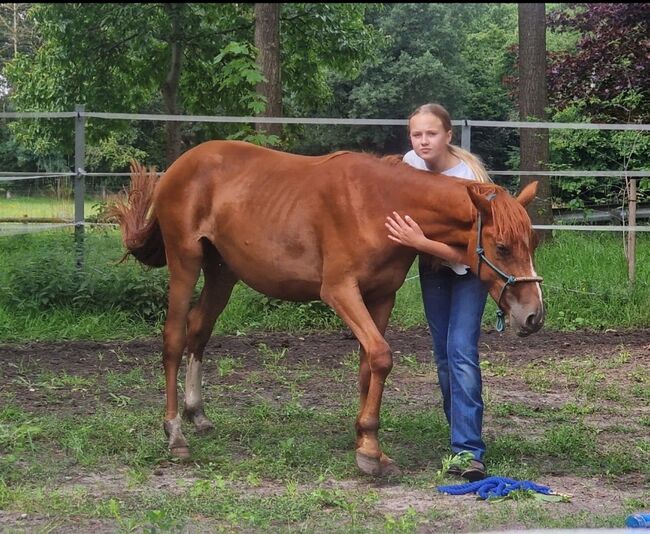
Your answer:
[110,140,544,476]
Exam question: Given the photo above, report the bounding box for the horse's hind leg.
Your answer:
[162,242,203,459]
[184,240,238,434]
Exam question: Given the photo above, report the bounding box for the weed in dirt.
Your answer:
[436,451,474,479]
[395,352,423,372]
[492,402,537,418]
[631,384,650,402]
[522,365,553,393]
[480,358,510,377]
[216,356,242,377]
[35,370,94,391]
[105,368,147,390]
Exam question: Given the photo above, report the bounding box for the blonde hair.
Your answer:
[409,103,492,184]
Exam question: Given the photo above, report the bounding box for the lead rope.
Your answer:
[495,309,506,333]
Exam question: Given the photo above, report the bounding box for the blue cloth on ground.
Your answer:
[437,476,553,500]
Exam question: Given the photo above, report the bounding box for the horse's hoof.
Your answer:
[379,453,402,476]
[356,450,382,476]
[356,450,402,477]
[170,445,191,459]
[195,419,215,435]
[183,409,215,435]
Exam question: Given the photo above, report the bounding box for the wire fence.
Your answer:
[0,109,649,236]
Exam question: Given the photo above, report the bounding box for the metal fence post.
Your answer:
[74,104,86,269]
[461,120,471,151]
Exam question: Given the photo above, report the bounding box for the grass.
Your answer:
[0,228,648,342]
[0,196,100,220]
[0,336,647,531]
[532,231,650,330]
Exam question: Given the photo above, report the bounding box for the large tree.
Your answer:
[161,3,186,165]
[0,3,34,65]
[518,3,552,239]
[254,3,281,139]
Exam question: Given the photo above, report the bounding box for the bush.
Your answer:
[3,230,170,323]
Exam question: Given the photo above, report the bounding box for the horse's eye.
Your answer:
[496,243,510,257]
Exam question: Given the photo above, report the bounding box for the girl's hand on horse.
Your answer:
[385,212,427,250]
[385,212,466,264]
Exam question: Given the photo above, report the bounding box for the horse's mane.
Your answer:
[323,151,407,166]
[471,183,531,247]
[380,154,407,166]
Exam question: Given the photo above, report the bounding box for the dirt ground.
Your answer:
[1,326,648,532]
[2,326,648,415]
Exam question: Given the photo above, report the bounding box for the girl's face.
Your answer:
[409,112,452,166]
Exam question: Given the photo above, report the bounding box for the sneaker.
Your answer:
[446,465,463,477]
[461,459,487,481]
[444,452,476,477]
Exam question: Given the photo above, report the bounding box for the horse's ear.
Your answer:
[517,181,538,207]
[467,183,496,216]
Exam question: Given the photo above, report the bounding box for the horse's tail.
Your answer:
[106,161,167,268]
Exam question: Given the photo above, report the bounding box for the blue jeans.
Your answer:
[419,260,488,462]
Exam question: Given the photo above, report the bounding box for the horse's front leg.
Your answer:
[322,282,399,477]
[356,294,400,476]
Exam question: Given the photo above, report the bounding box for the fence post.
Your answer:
[627,177,637,284]
[74,104,86,269]
[461,120,471,151]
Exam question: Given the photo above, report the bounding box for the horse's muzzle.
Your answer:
[515,307,545,337]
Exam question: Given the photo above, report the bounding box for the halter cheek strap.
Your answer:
[475,210,543,332]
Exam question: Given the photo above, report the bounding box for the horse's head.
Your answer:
[466,182,544,337]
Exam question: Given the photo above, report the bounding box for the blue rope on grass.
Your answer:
[437,476,553,500]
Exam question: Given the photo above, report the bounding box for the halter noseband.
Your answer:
[475,203,543,332]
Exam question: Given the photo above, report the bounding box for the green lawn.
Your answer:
[0,196,101,220]
[0,228,648,342]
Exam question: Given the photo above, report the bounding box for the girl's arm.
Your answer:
[385,211,467,264]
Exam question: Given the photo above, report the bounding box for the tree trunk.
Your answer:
[518,3,553,242]
[12,3,18,56]
[162,3,184,167]
[254,3,282,139]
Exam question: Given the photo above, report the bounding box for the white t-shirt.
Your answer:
[402,149,473,274]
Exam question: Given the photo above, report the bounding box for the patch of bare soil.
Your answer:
[0,327,648,533]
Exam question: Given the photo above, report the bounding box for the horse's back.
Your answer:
[153,141,416,300]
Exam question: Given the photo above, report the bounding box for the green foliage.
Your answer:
[547,3,650,123]
[546,100,650,208]
[291,3,519,170]
[2,230,170,323]
[255,297,342,331]
[2,3,379,170]
[436,450,474,480]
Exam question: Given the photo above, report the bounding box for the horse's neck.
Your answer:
[399,172,474,247]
